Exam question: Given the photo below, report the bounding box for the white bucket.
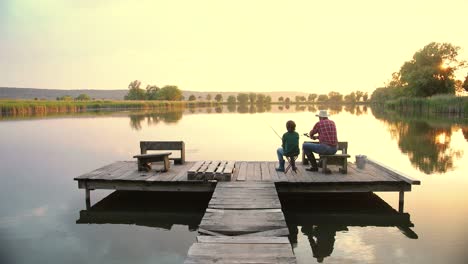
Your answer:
[355,155,367,169]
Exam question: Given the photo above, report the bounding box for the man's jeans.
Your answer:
[302,143,338,156]
[302,143,337,168]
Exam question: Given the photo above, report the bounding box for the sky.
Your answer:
[1,0,468,94]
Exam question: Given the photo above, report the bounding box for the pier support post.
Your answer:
[85,188,91,210]
[398,191,404,213]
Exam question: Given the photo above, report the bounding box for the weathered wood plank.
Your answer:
[215,161,227,174]
[260,162,272,181]
[268,162,280,182]
[223,161,236,176]
[368,159,420,184]
[239,227,290,237]
[236,162,248,181]
[185,243,296,264]
[196,236,290,244]
[252,162,262,181]
[74,162,121,179]
[197,228,227,237]
[187,161,204,176]
[205,160,220,179]
[199,209,286,235]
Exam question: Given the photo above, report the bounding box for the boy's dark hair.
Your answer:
[286,120,296,132]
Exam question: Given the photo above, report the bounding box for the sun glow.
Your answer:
[436,132,447,144]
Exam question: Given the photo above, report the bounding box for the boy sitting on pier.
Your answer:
[276,120,300,172]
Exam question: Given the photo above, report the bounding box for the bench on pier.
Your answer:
[303,141,351,174]
[133,152,172,172]
[140,141,185,165]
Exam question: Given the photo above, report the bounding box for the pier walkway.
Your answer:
[185,181,295,263]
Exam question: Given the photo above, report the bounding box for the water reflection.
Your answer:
[281,193,417,263]
[373,109,466,174]
[77,191,211,230]
[129,111,184,130]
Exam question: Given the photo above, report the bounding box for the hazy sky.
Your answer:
[1,0,467,94]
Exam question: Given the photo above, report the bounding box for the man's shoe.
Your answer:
[323,168,332,174]
[306,167,319,172]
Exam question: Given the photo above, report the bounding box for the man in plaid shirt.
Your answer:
[303,110,338,172]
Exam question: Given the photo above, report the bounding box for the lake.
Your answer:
[1,104,467,263]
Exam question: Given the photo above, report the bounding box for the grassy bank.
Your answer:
[0,99,195,116]
[384,95,468,117]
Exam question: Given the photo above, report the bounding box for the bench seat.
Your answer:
[133,152,172,172]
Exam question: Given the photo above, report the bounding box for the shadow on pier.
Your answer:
[280,192,418,263]
[76,191,212,231]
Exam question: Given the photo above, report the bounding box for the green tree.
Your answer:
[399,42,463,97]
[363,92,369,102]
[75,93,90,101]
[278,96,284,102]
[206,94,212,101]
[308,93,317,102]
[146,85,160,100]
[355,91,364,102]
[265,95,272,104]
[284,97,290,104]
[248,93,257,104]
[256,94,266,105]
[317,94,328,102]
[188,94,196,101]
[59,95,73,101]
[344,92,356,103]
[227,95,236,104]
[157,85,183,101]
[237,93,249,104]
[327,91,343,103]
[463,74,468,92]
[215,94,223,102]
[125,80,146,100]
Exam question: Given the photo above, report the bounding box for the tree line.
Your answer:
[186,91,368,104]
[125,80,183,101]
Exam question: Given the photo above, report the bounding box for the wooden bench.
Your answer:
[302,141,351,174]
[140,141,185,165]
[133,152,172,172]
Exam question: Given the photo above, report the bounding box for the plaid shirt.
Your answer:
[310,118,338,147]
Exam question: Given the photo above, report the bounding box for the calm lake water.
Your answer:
[1,105,468,263]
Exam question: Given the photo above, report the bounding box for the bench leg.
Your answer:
[85,188,91,210]
[339,158,348,174]
[322,158,329,174]
[399,191,405,213]
[302,152,309,165]
[163,156,170,172]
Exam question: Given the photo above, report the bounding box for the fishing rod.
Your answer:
[269,125,282,140]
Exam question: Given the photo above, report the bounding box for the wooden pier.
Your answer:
[75,158,420,263]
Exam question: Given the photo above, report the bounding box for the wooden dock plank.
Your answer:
[196,236,290,244]
[223,161,236,176]
[185,243,296,264]
[236,162,248,181]
[252,162,262,181]
[205,160,220,180]
[187,161,205,177]
[261,162,272,181]
[214,161,227,174]
[74,162,121,179]
[90,161,133,180]
[268,162,280,182]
